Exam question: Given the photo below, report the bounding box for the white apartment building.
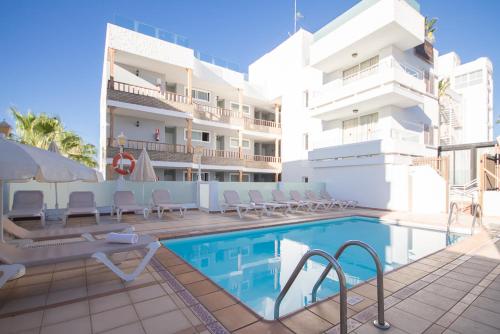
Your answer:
[99,0,492,210]
[99,19,282,182]
[437,52,494,145]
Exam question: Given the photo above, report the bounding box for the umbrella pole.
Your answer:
[55,183,59,209]
[0,180,4,242]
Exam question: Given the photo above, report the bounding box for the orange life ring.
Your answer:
[112,152,135,175]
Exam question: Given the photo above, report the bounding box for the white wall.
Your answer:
[409,166,447,213]
[483,191,500,217]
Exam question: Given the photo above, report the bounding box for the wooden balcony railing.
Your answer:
[202,148,240,159]
[108,138,191,154]
[194,103,241,118]
[109,80,189,104]
[244,117,280,129]
[244,155,281,163]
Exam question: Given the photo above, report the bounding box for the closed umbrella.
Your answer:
[0,137,102,241]
[129,148,157,205]
[47,141,61,209]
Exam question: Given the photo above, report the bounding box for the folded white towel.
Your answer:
[106,232,139,244]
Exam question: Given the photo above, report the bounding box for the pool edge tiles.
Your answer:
[161,216,466,320]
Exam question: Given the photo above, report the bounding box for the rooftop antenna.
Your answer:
[294,0,303,33]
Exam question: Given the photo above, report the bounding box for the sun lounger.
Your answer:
[248,190,290,215]
[63,191,100,225]
[0,264,25,288]
[221,190,266,219]
[305,190,334,209]
[3,217,133,242]
[320,189,357,208]
[289,190,319,211]
[271,190,309,212]
[0,235,161,285]
[113,191,150,221]
[7,190,46,226]
[152,189,187,219]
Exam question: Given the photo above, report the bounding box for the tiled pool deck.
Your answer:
[1,209,500,334]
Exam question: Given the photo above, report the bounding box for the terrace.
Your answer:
[1,206,499,334]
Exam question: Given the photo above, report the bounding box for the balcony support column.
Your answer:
[186,119,193,153]
[186,168,192,182]
[186,68,193,104]
[238,131,243,159]
[239,170,243,182]
[274,104,280,124]
[275,173,279,183]
[274,139,280,159]
[109,106,116,142]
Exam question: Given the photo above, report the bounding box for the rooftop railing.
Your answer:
[113,15,244,74]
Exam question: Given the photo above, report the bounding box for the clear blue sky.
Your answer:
[1,0,498,147]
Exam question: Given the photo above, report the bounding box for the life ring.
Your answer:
[112,152,135,175]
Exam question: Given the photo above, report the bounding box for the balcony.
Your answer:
[108,80,281,133]
[309,59,427,120]
[310,0,424,73]
[107,138,280,171]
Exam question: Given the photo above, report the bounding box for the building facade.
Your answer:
[99,0,493,207]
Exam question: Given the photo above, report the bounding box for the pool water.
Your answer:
[163,216,463,319]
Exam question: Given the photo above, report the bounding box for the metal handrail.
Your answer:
[273,249,348,334]
[446,201,460,245]
[471,203,482,235]
[311,241,390,330]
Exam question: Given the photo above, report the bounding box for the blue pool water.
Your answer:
[163,216,463,319]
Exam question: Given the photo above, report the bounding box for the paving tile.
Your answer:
[91,305,139,333]
[353,321,407,334]
[443,271,482,285]
[448,302,469,315]
[453,266,489,278]
[100,322,146,334]
[461,305,500,329]
[141,310,193,334]
[180,307,202,327]
[212,304,258,332]
[481,287,500,302]
[352,284,390,301]
[435,312,460,327]
[448,316,499,334]
[40,316,91,334]
[0,293,47,314]
[384,306,432,334]
[308,299,354,325]
[198,290,237,312]
[175,271,206,285]
[167,263,194,275]
[392,286,417,300]
[423,324,446,334]
[184,279,220,297]
[325,318,361,334]
[234,321,293,334]
[0,310,44,334]
[134,295,178,319]
[90,291,131,314]
[422,283,467,301]
[46,286,87,305]
[281,309,332,334]
[409,290,456,311]
[128,284,166,303]
[471,295,500,314]
[369,278,405,293]
[395,297,446,322]
[43,300,89,325]
[434,276,474,292]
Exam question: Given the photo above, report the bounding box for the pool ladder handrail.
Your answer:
[446,201,460,237]
[273,249,348,334]
[471,203,482,235]
[311,240,391,330]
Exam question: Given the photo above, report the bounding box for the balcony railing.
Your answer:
[202,148,240,159]
[194,103,241,119]
[244,155,281,163]
[244,117,280,128]
[109,80,189,104]
[108,138,191,154]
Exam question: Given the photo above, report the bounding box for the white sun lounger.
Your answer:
[248,190,290,215]
[320,189,357,208]
[271,190,309,212]
[289,190,320,211]
[63,191,100,225]
[0,235,161,286]
[305,190,335,209]
[3,217,133,242]
[7,191,46,226]
[152,189,187,219]
[221,190,266,219]
[0,264,25,288]
[113,191,150,221]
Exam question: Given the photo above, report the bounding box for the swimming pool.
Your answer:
[163,216,463,319]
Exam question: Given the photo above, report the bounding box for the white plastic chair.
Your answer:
[8,191,46,226]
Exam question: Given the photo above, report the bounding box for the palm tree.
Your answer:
[438,78,450,104]
[425,17,437,43]
[10,107,97,167]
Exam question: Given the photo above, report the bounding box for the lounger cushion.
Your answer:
[0,235,156,267]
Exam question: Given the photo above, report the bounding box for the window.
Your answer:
[230,102,250,115]
[185,129,210,143]
[342,112,378,144]
[187,88,210,102]
[455,70,483,89]
[184,171,209,181]
[302,176,309,183]
[303,133,309,150]
[229,173,250,182]
[229,137,251,149]
[343,56,379,84]
[303,90,309,108]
